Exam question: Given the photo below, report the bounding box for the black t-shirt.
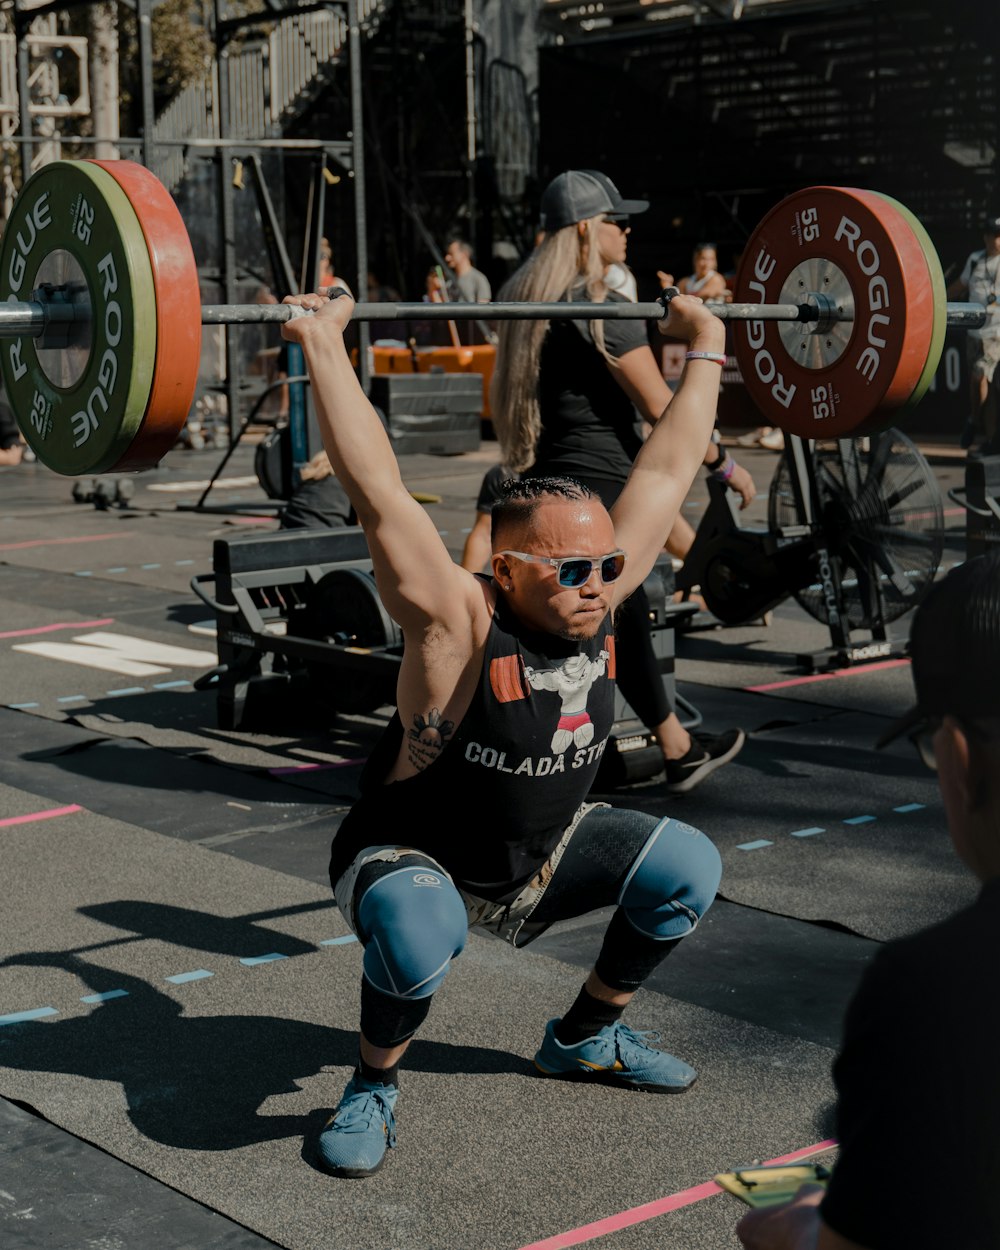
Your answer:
[329,583,617,899]
[475,464,518,514]
[535,289,650,483]
[279,476,352,530]
[821,876,1000,1249]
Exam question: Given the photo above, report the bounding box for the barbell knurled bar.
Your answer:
[1,296,987,332]
[0,160,995,473]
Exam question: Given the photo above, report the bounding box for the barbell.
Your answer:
[0,160,994,474]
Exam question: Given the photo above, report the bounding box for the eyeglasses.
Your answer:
[501,549,627,588]
[908,717,942,771]
[907,714,995,771]
[601,214,630,230]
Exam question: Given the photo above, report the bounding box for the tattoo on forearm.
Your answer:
[407,708,455,771]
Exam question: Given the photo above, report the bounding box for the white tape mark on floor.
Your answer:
[13,631,215,677]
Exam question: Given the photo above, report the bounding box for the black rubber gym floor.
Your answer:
[0,439,969,1249]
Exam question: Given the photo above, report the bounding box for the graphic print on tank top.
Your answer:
[482,628,617,778]
[522,647,612,753]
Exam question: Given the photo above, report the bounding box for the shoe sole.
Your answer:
[532,1058,697,1095]
[666,729,746,795]
[317,1152,389,1179]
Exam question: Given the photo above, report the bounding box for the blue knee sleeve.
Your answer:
[357,866,468,999]
[618,816,722,941]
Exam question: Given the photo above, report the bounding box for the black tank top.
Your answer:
[330,586,617,899]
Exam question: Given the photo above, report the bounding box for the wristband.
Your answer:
[685,351,727,366]
[708,452,737,482]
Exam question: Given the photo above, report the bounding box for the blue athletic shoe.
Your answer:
[317,1073,398,1178]
[533,1019,697,1094]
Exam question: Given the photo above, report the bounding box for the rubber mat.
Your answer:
[592,709,978,942]
[0,799,836,1250]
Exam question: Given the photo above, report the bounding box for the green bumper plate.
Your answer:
[0,160,157,475]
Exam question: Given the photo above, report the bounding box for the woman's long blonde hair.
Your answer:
[490,217,613,472]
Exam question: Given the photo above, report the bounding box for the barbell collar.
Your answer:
[945,302,989,329]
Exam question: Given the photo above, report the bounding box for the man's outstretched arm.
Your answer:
[282,292,479,631]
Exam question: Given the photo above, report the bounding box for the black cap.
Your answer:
[984,216,1000,235]
[877,551,1000,748]
[539,170,649,234]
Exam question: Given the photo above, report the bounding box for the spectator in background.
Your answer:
[444,239,492,303]
[947,215,1000,455]
[460,464,518,574]
[658,243,729,304]
[736,552,1000,1250]
[317,238,352,296]
[367,270,402,304]
[279,450,353,531]
[492,169,753,792]
[0,398,24,465]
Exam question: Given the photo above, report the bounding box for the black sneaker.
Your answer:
[665,728,745,794]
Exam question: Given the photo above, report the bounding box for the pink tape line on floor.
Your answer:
[515,1138,838,1250]
[746,659,909,693]
[0,805,83,828]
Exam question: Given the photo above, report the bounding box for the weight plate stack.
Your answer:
[91,160,201,471]
[733,186,938,439]
[867,190,948,416]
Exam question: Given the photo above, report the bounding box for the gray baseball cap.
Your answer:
[539,170,649,233]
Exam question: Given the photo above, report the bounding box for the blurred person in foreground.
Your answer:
[737,551,1000,1250]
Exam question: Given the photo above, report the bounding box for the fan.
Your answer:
[767,429,944,631]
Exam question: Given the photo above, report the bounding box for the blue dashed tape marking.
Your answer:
[844,815,876,825]
[153,680,191,690]
[240,953,288,966]
[320,935,359,946]
[790,827,825,838]
[894,803,925,813]
[107,687,146,697]
[9,702,40,709]
[175,559,195,566]
[74,570,93,577]
[737,839,773,851]
[57,695,87,704]
[106,567,127,574]
[81,990,129,1004]
[141,563,161,570]
[0,1007,58,1025]
[165,970,213,985]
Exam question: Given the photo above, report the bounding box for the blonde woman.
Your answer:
[491,169,753,791]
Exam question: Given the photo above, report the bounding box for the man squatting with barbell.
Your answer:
[280,282,729,1179]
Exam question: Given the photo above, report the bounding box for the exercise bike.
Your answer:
[674,429,944,669]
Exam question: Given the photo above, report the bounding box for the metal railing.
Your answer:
[152,1,386,190]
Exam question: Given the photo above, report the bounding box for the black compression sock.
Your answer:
[554,985,625,1046]
[358,1055,400,1089]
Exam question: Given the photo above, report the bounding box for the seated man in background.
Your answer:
[737,551,1000,1250]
